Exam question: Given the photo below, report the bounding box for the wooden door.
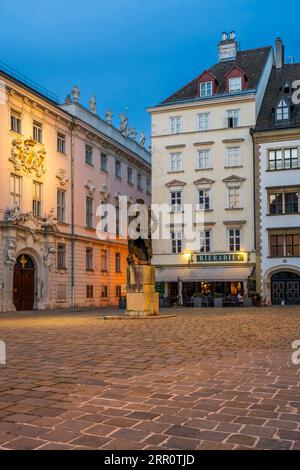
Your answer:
[13,255,35,311]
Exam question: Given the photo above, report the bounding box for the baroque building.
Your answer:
[148,32,273,305]
[0,64,151,312]
[253,39,300,305]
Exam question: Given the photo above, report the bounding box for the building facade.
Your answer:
[253,39,300,305]
[0,65,151,312]
[149,32,273,305]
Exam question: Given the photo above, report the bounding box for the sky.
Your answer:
[0,0,298,141]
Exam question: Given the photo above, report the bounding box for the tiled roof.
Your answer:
[255,63,300,131]
[161,46,272,105]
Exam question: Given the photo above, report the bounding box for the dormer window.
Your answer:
[229,77,242,93]
[200,81,213,97]
[276,98,289,121]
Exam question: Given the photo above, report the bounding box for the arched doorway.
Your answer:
[271,271,300,305]
[13,254,35,311]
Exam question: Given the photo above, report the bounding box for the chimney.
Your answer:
[275,37,284,69]
[218,31,238,62]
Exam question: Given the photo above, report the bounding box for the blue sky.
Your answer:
[0,0,298,140]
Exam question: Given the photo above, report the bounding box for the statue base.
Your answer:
[125,265,159,317]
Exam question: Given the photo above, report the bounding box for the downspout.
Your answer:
[70,119,75,308]
[250,128,256,251]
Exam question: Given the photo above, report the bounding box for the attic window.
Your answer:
[229,77,242,93]
[276,98,289,121]
[200,81,213,97]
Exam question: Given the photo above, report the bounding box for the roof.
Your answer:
[255,63,300,131]
[161,46,272,105]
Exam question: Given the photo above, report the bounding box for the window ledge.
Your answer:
[225,207,244,211]
[267,213,300,216]
[195,168,213,171]
[167,170,185,174]
[266,167,300,172]
[224,165,243,169]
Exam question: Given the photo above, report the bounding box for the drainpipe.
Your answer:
[70,120,75,308]
[250,127,257,291]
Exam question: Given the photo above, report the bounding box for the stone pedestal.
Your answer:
[125,265,159,317]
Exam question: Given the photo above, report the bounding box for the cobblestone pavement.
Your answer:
[0,307,300,450]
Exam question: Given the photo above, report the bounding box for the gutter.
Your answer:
[70,119,75,308]
[250,127,256,252]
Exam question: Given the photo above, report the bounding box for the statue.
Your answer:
[64,94,71,104]
[127,207,152,266]
[139,132,146,148]
[105,109,113,124]
[43,246,56,269]
[119,113,128,135]
[129,128,137,141]
[5,203,21,223]
[71,85,80,103]
[41,208,58,231]
[4,240,17,268]
[89,96,97,114]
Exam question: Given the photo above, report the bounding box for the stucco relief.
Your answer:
[10,137,46,178]
[56,169,69,187]
[43,246,56,270]
[4,240,17,269]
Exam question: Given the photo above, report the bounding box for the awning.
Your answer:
[156,266,253,282]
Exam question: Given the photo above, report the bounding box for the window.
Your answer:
[10,111,21,134]
[137,173,143,190]
[57,284,67,301]
[170,191,182,212]
[10,174,22,207]
[169,152,182,172]
[269,191,299,215]
[57,244,66,269]
[269,193,283,214]
[276,98,289,121]
[116,285,122,298]
[86,196,94,228]
[57,190,66,223]
[170,116,181,134]
[198,189,211,210]
[127,166,133,184]
[33,121,42,143]
[200,81,213,97]
[229,77,242,93]
[101,285,108,298]
[57,133,66,154]
[171,231,182,254]
[32,181,42,217]
[86,285,94,299]
[115,159,121,178]
[197,150,211,169]
[86,247,93,271]
[270,234,299,257]
[268,148,299,170]
[226,147,241,167]
[101,153,108,172]
[228,187,241,209]
[227,109,240,128]
[115,252,121,272]
[101,249,108,271]
[85,144,93,166]
[199,230,211,252]
[228,229,241,251]
[146,178,151,194]
[198,113,210,131]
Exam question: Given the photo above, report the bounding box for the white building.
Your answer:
[253,39,300,305]
[148,32,273,305]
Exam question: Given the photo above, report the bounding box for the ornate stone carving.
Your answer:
[10,138,46,177]
[71,85,80,103]
[139,132,146,148]
[105,109,113,124]
[100,184,110,201]
[56,169,69,186]
[85,180,95,196]
[4,240,17,269]
[89,96,97,113]
[41,208,58,232]
[43,246,56,270]
[129,128,137,141]
[119,113,128,136]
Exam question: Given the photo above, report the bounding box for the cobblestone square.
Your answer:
[0,307,299,450]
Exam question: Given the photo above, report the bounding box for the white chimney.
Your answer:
[275,37,284,69]
[218,31,238,62]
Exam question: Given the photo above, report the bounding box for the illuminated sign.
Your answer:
[196,253,246,263]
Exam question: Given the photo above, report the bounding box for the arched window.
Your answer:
[276,98,289,121]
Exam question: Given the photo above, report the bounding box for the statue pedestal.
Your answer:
[125,265,159,317]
